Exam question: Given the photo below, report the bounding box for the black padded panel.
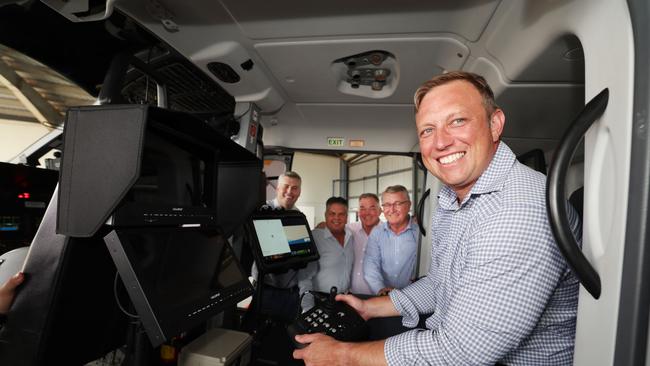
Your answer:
[217,162,261,237]
[57,105,147,237]
[569,187,584,220]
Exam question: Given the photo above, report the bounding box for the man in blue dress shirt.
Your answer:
[293,71,581,365]
[363,185,419,295]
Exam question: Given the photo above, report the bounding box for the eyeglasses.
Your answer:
[381,200,410,210]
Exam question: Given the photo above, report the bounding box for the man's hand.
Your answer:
[0,272,25,314]
[377,287,394,296]
[335,293,372,320]
[293,333,346,365]
[293,333,388,366]
[337,293,400,320]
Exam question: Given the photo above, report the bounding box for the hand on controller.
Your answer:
[288,286,368,349]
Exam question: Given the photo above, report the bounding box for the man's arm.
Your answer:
[297,261,318,311]
[363,232,385,294]
[336,293,399,320]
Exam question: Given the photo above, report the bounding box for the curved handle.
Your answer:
[415,153,427,171]
[546,88,609,299]
[416,188,431,236]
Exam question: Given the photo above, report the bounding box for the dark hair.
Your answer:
[358,193,379,203]
[326,196,348,210]
[414,71,499,118]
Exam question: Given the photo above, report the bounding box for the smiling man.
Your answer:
[293,71,582,365]
[299,197,355,310]
[271,171,302,210]
[250,171,303,323]
[348,193,382,295]
[363,186,418,296]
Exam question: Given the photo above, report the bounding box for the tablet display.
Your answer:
[250,210,319,273]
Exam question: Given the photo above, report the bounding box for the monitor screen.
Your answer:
[124,128,212,209]
[105,227,253,346]
[249,210,319,273]
[112,120,219,228]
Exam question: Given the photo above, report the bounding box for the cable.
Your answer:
[113,272,139,318]
[234,103,252,120]
[298,291,314,316]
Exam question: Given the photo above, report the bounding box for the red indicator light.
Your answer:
[17,192,30,199]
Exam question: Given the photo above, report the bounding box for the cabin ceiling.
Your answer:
[115,0,585,156]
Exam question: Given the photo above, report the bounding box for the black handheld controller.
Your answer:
[287,287,368,349]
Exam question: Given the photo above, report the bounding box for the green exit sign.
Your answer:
[327,137,345,147]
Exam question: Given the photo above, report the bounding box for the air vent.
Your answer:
[331,50,397,98]
[207,62,241,83]
[337,50,393,91]
[122,62,235,114]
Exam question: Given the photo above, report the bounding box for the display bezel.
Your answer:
[248,209,320,274]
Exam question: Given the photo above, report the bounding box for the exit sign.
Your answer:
[327,137,345,147]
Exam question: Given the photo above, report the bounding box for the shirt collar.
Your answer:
[323,226,353,243]
[380,217,417,235]
[269,198,298,211]
[438,142,516,209]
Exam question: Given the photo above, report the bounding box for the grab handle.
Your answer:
[546,88,609,299]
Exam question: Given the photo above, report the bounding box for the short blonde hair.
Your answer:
[414,71,498,119]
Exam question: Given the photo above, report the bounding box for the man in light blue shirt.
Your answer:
[299,197,355,310]
[363,185,419,295]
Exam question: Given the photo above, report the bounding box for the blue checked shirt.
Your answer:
[385,142,582,365]
[363,220,419,294]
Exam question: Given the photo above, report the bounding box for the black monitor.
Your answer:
[57,105,261,237]
[110,117,218,228]
[248,209,319,274]
[104,227,253,347]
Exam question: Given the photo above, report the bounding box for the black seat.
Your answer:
[569,187,584,220]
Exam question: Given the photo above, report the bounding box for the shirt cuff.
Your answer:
[389,289,420,328]
[384,328,429,365]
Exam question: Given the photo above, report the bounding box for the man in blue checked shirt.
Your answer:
[364,185,419,296]
[293,71,581,365]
